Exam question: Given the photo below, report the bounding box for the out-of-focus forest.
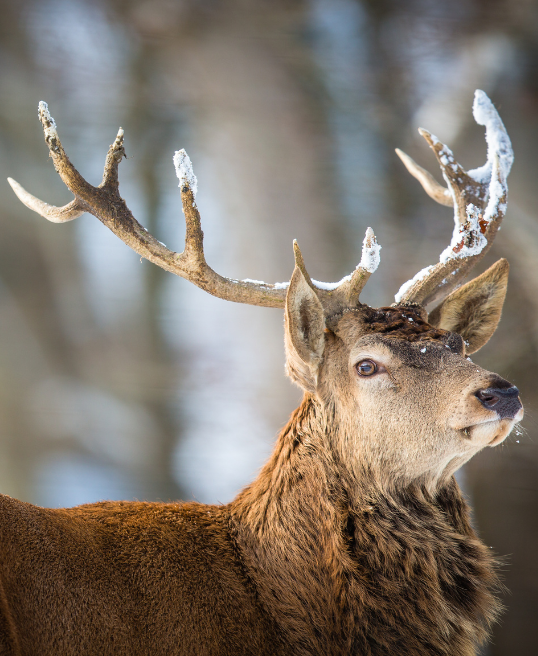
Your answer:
[0,0,537,652]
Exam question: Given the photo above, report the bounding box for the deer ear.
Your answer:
[428,259,509,355]
[284,257,326,392]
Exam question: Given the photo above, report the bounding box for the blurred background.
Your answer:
[0,0,537,652]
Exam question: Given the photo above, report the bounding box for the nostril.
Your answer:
[475,386,520,412]
[475,389,500,408]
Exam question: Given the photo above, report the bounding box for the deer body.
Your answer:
[4,91,523,654]
[0,496,276,656]
[0,397,498,656]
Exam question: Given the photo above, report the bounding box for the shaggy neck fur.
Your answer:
[231,395,501,656]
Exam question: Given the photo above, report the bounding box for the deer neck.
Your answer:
[230,394,500,655]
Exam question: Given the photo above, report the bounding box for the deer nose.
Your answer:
[475,386,522,418]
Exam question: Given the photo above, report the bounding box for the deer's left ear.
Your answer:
[284,251,326,392]
[428,259,509,355]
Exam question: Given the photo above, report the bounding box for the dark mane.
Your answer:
[330,305,450,342]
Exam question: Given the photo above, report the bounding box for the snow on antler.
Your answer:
[394,90,512,308]
[174,149,198,199]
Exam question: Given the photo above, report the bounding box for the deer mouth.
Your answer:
[464,408,524,446]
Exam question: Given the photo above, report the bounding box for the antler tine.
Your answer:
[395,90,513,308]
[339,227,381,307]
[394,149,452,207]
[293,228,381,316]
[9,102,290,308]
[7,177,85,223]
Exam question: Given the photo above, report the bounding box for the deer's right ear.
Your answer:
[428,259,509,354]
[285,254,326,392]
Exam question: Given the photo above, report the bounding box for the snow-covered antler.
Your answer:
[8,102,379,312]
[394,90,512,307]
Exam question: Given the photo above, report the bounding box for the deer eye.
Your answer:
[356,359,378,376]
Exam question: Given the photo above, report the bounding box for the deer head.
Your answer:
[8,90,523,493]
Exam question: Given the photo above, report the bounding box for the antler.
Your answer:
[8,102,380,312]
[394,90,513,308]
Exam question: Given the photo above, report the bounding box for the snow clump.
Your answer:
[467,90,513,183]
[174,149,198,199]
[359,227,381,273]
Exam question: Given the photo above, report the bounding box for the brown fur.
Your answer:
[0,496,280,656]
[232,395,501,656]
[0,396,498,656]
[0,267,518,655]
[0,393,500,656]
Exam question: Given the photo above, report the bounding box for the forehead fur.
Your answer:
[328,305,466,357]
[329,305,449,342]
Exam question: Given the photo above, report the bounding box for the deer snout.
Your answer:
[475,385,522,419]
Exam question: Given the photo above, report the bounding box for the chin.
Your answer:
[468,409,524,447]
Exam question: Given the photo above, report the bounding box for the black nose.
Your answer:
[475,386,522,419]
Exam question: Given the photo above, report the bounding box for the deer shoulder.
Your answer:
[3,90,522,656]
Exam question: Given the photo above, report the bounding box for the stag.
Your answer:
[3,91,522,656]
